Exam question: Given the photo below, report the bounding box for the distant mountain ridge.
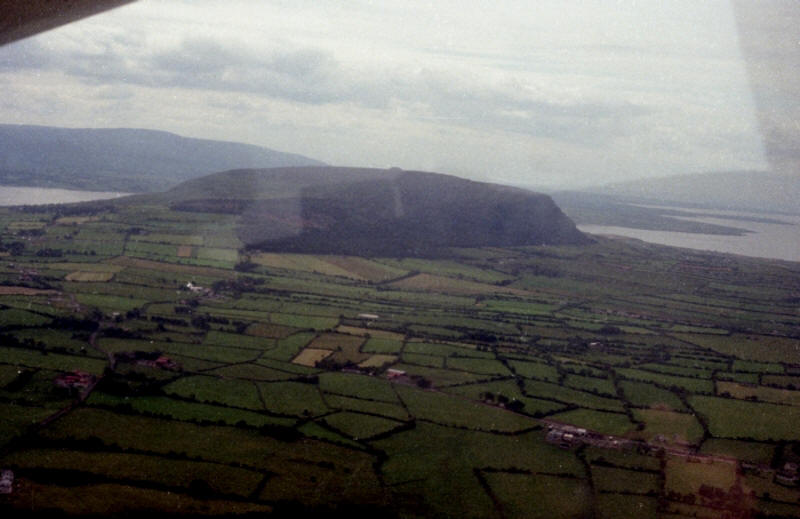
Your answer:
[0,124,324,192]
[144,166,591,256]
[593,170,800,215]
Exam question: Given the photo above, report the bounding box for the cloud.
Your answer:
[0,39,53,70]
[2,31,652,147]
[0,0,775,187]
[145,38,341,103]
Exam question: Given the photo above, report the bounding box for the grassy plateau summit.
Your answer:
[142,166,591,256]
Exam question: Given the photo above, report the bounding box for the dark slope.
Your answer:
[160,166,591,256]
[0,124,324,192]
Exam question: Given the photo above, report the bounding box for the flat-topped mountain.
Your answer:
[155,166,591,256]
[0,124,324,192]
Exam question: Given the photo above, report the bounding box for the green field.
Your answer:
[631,408,705,444]
[690,395,800,440]
[484,472,592,519]
[699,438,775,464]
[619,380,686,410]
[2,200,800,517]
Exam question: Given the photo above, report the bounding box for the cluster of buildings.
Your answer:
[544,423,639,451]
[136,355,180,371]
[776,462,799,486]
[116,351,180,371]
[0,470,12,494]
[545,424,589,449]
[740,460,799,487]
[386,368,423,386]
[386,368,407,380]
[184,282,211,296]
[53,370,94,390]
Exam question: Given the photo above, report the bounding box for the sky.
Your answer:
[0,0,791,189]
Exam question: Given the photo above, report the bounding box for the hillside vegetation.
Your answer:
[150,166,591,256]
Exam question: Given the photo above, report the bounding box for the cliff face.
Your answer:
[165,166,591,256]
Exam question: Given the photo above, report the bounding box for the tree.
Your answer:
[599,325,622,335]
[416,377,432,389]
[507,399,525,412]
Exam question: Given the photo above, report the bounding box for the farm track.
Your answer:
[27,323,115,438]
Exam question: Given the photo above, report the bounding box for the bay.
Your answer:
[0,185,129,206]
[579,207,800,263]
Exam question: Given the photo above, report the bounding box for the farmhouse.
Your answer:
[358,313,379,320]
[54,370,94,390]
[116,351,181,371]
[386,368,406,379]
[545,425,586,449]
[138,355,180,371]
[185,281,205,294]
[0,469,12,494]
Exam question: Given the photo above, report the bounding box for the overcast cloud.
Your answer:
[0,0,790,188]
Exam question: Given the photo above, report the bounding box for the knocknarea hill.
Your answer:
[144,166,590,256]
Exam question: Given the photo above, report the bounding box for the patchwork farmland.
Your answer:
[0,201,799,517]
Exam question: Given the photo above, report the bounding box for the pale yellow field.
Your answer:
[717,381,800,406]
[130,233,204,246]
[292,348,333,367]
[176,245,193,258]
[358,355,397,368]
[336,326,405,340]
[323,256,407,282]
[55,216,99,225]
[665,456,736,495]
[245,323,296,339]
[251,253,360,279]
[249,253,411,281]
[8,221,46,230]
[0,286,58,296]
[308,332,365,350]
[49,262,123,273]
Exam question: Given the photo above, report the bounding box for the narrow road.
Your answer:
[35,323,115,430]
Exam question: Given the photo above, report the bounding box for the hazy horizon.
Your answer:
[1,1,798,189]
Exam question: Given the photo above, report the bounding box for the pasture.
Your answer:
[3,200,800,517]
